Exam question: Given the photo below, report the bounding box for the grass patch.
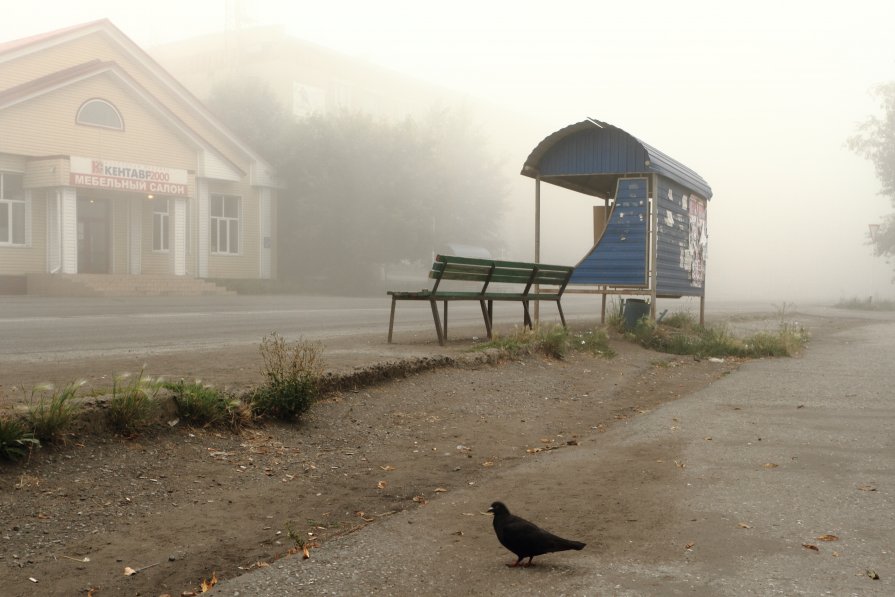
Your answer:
[0,417,39,461]
[833,296,895,311]
[106,369,162,435]
[250,333,324,421]
[628,309,807,358]
[476,324,616,360]
[25,380,84,443]
[166,380,251,430]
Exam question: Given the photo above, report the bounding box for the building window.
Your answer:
[210,194,240,254]
[0,172,25,246]
[152,197,169,251]
[76,98,124,130]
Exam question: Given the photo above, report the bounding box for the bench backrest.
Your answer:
[428,255,573,295]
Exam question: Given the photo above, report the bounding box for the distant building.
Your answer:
[0,20,278,295]
[150,25,456,122]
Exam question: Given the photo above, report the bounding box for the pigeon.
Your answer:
[487,501,586,567]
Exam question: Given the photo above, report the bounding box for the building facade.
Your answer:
[0,20,277,293]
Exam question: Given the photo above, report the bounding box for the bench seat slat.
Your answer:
[388,254,574,345]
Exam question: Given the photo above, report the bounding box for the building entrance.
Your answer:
[77,197,110,273]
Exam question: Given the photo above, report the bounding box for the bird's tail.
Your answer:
[567,540,586,551]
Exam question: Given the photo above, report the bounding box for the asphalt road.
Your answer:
[0,294,706,362]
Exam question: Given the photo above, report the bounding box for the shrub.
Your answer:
[628,310,807,358]
[0,417,39,461]
[476,324,615,360]
[572,327,616,358]
[251,333,324,421]
[25,380,84,443]
[167,380,251,430]
[538,325,571,359]
[106,370,162,434]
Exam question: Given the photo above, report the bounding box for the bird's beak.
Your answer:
[487,507,494,514]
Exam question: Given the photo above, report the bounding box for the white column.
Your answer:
[259,187,272,279]
[173,197,187,276]
[46,191,60,273]
[60,187,78,274]
[197,179,209,278]
[129,197,142,274]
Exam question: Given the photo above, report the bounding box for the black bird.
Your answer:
[487,501,586,567]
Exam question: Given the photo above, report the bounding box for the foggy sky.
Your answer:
[3,0,895,302]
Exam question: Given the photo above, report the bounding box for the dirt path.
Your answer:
[0,333,743,596]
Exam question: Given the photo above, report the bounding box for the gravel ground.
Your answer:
[1,325,740,596]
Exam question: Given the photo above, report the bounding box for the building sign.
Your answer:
[69,156,189,197]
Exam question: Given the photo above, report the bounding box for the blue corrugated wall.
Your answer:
[656,178,707,297]
[570,178,649,286]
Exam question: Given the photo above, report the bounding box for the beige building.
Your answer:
[0,20,277,295]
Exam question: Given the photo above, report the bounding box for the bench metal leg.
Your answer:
[522,300,533,329]
[388,296,397,343]
[443,300,449,341]
[430,299,445,345]
[479,300,492,339]
[556,300,567,328]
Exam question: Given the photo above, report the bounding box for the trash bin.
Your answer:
[623,298,651,330]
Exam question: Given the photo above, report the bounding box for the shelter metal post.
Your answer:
[534,176,540,325]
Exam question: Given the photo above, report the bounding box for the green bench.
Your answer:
[387,255,574,345]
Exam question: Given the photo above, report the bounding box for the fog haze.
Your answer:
[4,0,894,303]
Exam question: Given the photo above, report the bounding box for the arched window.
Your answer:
[76,99,123,130]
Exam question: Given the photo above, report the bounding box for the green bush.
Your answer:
[629,312,807,358]
[476,324,615,360]
[26,380,84,443]
[572,327,616,358]
[167,380,251,430]
[251,333,324,421]
[106,370,162,434]
[0,417,39,461]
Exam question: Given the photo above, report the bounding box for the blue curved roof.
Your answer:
[521,118,712,200]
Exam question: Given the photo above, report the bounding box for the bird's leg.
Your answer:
[506,557,523,568]
[523,557,535,567]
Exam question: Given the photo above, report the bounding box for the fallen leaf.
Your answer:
[434,487,448,493]
[124,567,137,576]
[802,543,819,551]
[738,522,752,529]
[816,534,839,542]
[376,480,387,490]
[674,460,686,468]
[685,542,695,550]
[200,571,218,592]
[481,461,494,467]
[857,484,877,492]
[451,530,464,536]
[866,569,880,580]
[379,465,396,472]
[763,463,779,469]
[413,495,428,505]
[302,545,310,559]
